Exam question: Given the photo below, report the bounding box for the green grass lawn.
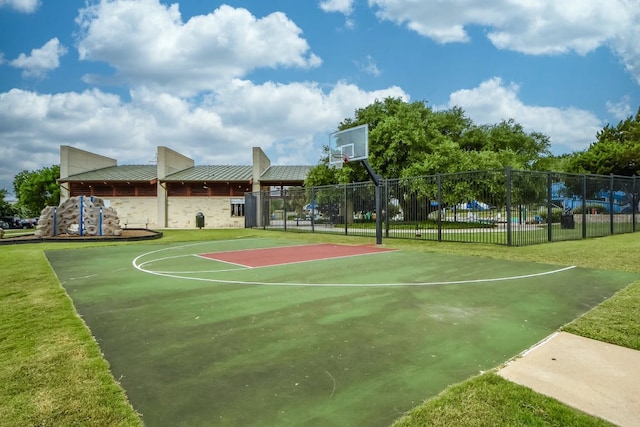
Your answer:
[1,229,638,426]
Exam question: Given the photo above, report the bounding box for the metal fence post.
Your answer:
[344,184,348,235]
[505,167,512,246]
[609,174,615,235]
[373,183,381,244]
[283,190,287,232]
[384,180,390,238]
[547,172,553,242]
[633,175,638,232]
[582,175,587,239]
[262,191,268,230]
[437,174,442,242]
[311,187,316,233]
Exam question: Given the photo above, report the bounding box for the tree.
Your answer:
[13,170,31,198]
[0,188,17,217]
[14,165,60,217]
[484,120,551,169]
[338,97,448,181]
[316,97,551,183]
[304,146,341,187]
[532,153,573,173]
[305,97,553,220]
[568,108,640,176]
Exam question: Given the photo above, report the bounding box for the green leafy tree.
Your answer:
[14,165,60,217]
[319,97,551,183]
[533,153,574,172]
[337,98,444,182]
[306,97,553,220]
[0,188,18,217]
[568,108,640,176]
[484,119,551,168]
[13,170,31,197]
[304,146,341,187]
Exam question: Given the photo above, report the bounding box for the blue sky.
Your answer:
[1,0,639,198]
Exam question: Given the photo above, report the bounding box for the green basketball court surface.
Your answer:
[46,237,639,426]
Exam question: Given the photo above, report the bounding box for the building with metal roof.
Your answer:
[58,146,312,229]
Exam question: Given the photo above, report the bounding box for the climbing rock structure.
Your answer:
[35,196,123,237]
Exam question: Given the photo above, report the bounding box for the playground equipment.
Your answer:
[552,182,637,214]
[35,196,122,237]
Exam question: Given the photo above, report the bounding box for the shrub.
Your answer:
[538,207,563,223]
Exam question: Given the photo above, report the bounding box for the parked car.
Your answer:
[0,220,9,229]
[21,218,36,228]
[0,217,22,229]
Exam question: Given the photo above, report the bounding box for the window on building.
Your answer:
[231,198,245,216]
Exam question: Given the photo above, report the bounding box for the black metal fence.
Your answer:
[246,168,639,246]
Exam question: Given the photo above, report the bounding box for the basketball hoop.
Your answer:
[329,124,368,163]
[330,153,349,168]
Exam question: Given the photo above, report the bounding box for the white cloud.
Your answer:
[76,1,322,95]
[319,0,355,15]
[319,0,357,31]
[0,0,39,13]
[610,24,640,85]
[344,17,356,30]
[9,38,68,78]
[606,96,633,120]
[358,55,381,77]
[0,82,407,193]
[211,79,405,139]
[369,0,640,83]
[442,77,602,153]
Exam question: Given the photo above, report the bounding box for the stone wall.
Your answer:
[168,197,244,228]
[106,197,158,228]
[573,213,634,223]
[51,196,247,229]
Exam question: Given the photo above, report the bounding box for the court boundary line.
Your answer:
[132,238,262,273]
[193,253,251,268]
[194,242,327,256]
[132,242,577,287]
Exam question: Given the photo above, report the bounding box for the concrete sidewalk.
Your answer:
[498,331,640,427]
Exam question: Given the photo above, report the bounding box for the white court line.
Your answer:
[193,253,253,268]
[132,242,577,287]
[150,267,249,274]
[137,253,196,268]
[132,238,261,267]
[195,241,323,256]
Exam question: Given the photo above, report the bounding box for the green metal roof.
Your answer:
[62,165,157,182]
[164,165,253,182]
[260,165,312,182]
[60,164,312,184]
